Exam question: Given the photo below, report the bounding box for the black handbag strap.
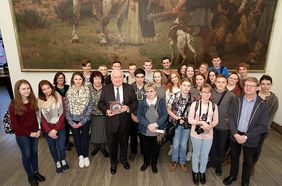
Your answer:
[217,90,227,106]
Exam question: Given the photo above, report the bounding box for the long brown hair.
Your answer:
[166,71,181,92]
[12,79,38,116]
[38,80,58,102]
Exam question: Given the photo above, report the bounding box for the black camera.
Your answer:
[195,113,208,134]
[177,117,190,129]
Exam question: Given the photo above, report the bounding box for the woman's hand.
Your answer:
[201,121,211,131]
[148,123,158,132]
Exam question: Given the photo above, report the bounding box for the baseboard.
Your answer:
[271,122,282,134]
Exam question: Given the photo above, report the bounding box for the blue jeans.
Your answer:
[191,136,213,173]
[44,129,66,162]
[16,136,39,176]
[172,126,190,164]
[71,121,90,157]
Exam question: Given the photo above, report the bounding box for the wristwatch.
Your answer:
[244,135,248,140]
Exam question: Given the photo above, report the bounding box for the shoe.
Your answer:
[129,153,136,161]
[33,172,45,182]
[169,162,177,171]
[199,172,206,184]
[28,175,38,186]
[140,164,149,171]
[91,146,100,156]
[186,151,192,161]
[223,176,237,185]
[79,155,85,168]
[151,165,158,173]
[55,161,63,174]
[61,159,69,170]
[101,149,109,158]
[168,145,172,155]
[181,164,189,173]
[84,157,90,167]
[241,182,249,186]
[110,164,117,174]
[192,172,199,185]
[215,164,222,176]
[121,161,130,169]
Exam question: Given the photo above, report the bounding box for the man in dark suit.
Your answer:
[223,77,269,186]
[98,69,138,174]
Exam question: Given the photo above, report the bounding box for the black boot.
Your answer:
[192,172,199,185]
[33,172,45,182]
[215,162,222,176]
[199,172,206,184]
[28,176,38,186]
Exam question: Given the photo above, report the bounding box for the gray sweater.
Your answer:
[212,88,235,130]
[259,92,279,128]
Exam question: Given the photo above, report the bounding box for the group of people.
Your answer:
[8,56,278,186]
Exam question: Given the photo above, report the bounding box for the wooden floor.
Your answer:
[0,86,282,186]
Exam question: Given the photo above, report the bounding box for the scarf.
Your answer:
[67,85,91,116]
[38,92,63,124]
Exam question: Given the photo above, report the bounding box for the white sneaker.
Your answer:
[168,145,172,156]
[186,152,192,161]
[84,157,90,167]
[79,155,85,168]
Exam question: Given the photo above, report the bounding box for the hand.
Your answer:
[234,134,246,144]
[179,118,185,125]
[131,113,138,123]
[30,132,38,138]
[107,109,116,117]
[36,130,41,138]
[120,105,129,113]
[201,121,211,131]
[148,123,157,132]
[71,123,79,129]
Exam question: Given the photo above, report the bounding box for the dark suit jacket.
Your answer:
[98,83,138,133]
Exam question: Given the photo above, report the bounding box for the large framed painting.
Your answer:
[10,0,278,71]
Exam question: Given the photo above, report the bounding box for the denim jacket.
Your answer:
[137,98,168,135]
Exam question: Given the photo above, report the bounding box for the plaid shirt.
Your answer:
[167,92,195,124]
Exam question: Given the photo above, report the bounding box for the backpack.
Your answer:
[2,111,14,134]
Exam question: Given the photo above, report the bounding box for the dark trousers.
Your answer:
[210,129,229,168]
[44,129,66,162]
[71,122,90,157]
[140,133,160,166]
[130,121,139,154]
[16,136,39,176]
[230,140,257,184]
[107,128,130,165]
[253,132,268,163]
[65,118,71,145]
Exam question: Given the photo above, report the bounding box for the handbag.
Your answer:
[156,132,167,146]
[166,121,176,140]
[2,110,14,134]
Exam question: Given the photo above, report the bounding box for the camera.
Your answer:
[195,113,208,134]
[177,117,190,129]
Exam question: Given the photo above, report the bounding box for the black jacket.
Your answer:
[229,95,269,147]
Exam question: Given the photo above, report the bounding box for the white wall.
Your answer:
[0,0,281,125]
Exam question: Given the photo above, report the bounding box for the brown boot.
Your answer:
[169,162,177,171]
[181,163,189,173]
